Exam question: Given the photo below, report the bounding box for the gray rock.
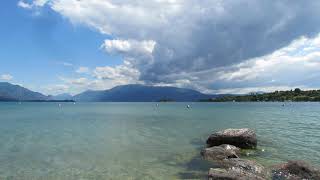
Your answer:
[208,168,265,180]
[272,160,320,180]
[201,144,240,161]
[220,159,266,177]
[206,128,257,149]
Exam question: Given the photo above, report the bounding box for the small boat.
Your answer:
[187,105,191,109]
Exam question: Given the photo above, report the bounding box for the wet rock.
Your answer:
[272,160,320,180]
[206,128,257,149]
[201,144,240,161]
[220,159,266,177]
[208,168,265,180]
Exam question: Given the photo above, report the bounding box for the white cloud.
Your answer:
[33,0,49,6]
[102,39,156,56]
[18,1,33,9]
[49,0,182,35]
[76,67,90,74]
[0,74,13,81]
[93,61,140,83]
[17,0,49,9]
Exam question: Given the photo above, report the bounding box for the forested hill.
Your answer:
[206,88,320,102]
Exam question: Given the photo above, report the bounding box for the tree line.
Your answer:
[203,88,320,102]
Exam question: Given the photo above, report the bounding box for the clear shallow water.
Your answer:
[0,102,319,179]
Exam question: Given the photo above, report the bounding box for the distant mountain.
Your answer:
[0,82,48,101]
[74,84,219,102]
[0,83,221,102]
[50,93,73,100]
[0,95,17,101]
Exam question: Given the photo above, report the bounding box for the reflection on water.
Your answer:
[0,102,319,179]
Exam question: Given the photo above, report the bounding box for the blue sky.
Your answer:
[0,0,121,93]
[1,0,320,95]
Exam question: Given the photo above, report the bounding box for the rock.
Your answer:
[208,168,265,180]
[220,159,266,177]
[206,128,257,149]
[272,160,320,180]
[207,157,268,179]
[208,168,242,180]
[201,144,240,161]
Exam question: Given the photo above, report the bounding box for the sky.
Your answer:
[1,0,320,95]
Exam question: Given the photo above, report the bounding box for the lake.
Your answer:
[0,102,319,179]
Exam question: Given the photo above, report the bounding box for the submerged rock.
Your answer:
[203,149,268,179]
[220,159,266,177]
[208,168,265,180]
[272,160,320,180]
[206,128,257,149]
[201,144,240,161]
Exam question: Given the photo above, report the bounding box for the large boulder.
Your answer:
[272,160,320,180]
[201,144,240,161]
[206,128,257,149]
[208,168,265,180]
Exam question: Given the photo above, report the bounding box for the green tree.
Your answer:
[294,88,302,94]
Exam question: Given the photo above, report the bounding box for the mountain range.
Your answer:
[0,82,219,102]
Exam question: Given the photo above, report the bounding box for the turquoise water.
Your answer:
[0,102,319,179]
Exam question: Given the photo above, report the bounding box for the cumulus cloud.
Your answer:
[24,0,320,94]
[43,1,320,79]
[0,74,13,81]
